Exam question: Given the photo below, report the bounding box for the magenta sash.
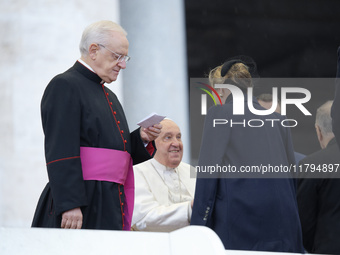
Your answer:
[80,146,134,231]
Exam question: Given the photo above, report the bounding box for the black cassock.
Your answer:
[32,61,154,230]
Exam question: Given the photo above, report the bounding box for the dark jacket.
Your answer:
[331,46,340,150]
[297,138,340,254]
[191,95,304,253]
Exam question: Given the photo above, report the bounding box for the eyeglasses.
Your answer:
[98,44,130,63]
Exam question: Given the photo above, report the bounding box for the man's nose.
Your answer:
[118,60,127,69]
[170,139,180,147]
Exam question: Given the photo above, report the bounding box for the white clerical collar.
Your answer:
[151,158,178,180]
[78,59,105,84]
[78,59,95,72]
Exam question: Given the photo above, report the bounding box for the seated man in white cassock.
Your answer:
[132,119,196,232]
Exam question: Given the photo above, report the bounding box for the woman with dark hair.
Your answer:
[191,56,304,253]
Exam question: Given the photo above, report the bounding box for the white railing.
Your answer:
[0,226,308,255]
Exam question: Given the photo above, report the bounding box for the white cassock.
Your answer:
[132,158,196,232]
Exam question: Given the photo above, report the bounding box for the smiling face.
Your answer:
[154,119,183,168]
[88,31,129,83]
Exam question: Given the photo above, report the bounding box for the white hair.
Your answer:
[79,20,127,56]
[316,100,334,136]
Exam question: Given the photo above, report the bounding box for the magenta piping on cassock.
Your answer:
[80,146,134,230]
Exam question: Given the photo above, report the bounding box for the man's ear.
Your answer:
[88,43,100,60]
[315,124,323,148]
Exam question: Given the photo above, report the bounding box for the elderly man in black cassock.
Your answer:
[32,20,161,230]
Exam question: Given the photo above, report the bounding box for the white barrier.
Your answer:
[0,226,226,255]
[0,226,309,255]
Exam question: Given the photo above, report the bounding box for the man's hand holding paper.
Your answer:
[138,113,165,143]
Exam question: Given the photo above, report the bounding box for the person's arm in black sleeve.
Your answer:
[42,76,88,218]
[130,127,156,165]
